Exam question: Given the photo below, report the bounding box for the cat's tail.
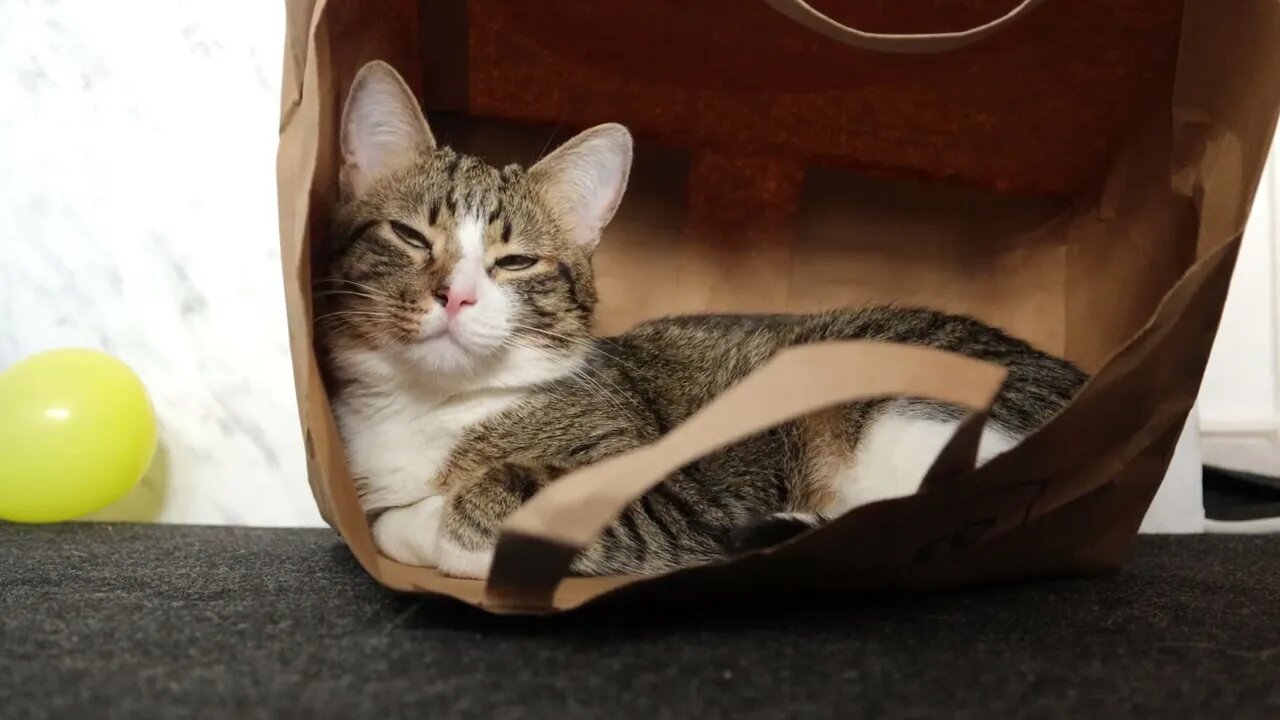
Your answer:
[725,512,828,555]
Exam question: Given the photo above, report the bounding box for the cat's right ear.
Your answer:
[340,61,435,196]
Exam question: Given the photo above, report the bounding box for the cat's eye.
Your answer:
[494,254,539,271]
[388,221,429,251]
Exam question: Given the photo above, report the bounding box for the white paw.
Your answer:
[433,536,494,580]
[370,495,495,579]
[372,495,446,567]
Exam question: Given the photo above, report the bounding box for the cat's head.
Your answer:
[319,61,631,386]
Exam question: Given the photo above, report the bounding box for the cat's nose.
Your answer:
[435,287,477,318]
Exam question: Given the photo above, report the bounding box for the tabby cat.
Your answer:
[318,61,1088,579]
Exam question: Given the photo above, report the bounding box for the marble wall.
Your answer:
[0,0,320,525]
[0,0,1205,530]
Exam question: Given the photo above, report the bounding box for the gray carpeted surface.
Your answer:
[1,524,1277,719]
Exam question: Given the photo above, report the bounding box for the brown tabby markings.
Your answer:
[321,61,1090,578]
[324,146,595,355]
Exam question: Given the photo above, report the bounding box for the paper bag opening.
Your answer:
[278,0,1280,614]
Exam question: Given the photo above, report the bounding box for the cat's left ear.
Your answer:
[529,124,633,249]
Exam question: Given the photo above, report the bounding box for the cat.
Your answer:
[317,60,1089,580]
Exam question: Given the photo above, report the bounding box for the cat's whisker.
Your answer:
[511,323,649,377]
[533,120,565,164]
[567,367,633,419]
[312,277,393,298]
[508,335,644,417]
[510,322,615,355]
[312,289,386,302]
[502,337,635,418]
[315,310,394,324]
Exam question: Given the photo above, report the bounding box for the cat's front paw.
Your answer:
[372,495,447,568]
[371,495,495,580]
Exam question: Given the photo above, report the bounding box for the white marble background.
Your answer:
[0,0,321,525]
[0,0,1207,530]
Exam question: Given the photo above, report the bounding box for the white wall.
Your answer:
[0,1,316,525]
[1140,407,1204,533]
[1199,152,1280,478]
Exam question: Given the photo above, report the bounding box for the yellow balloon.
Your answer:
[0,349,157,523]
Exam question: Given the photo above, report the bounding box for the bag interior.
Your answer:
[311,0,1198,373]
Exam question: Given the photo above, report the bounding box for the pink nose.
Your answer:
[436,287,477,318]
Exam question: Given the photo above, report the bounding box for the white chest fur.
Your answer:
[336,388,520,512]
[331,345,578,513]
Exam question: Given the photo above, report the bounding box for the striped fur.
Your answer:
[319,61,1089,579]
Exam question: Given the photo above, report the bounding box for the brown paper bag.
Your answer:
[277,0,1280,614]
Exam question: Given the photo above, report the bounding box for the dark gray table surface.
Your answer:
[2,523,1276,719]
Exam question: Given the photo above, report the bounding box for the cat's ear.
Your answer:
[529,123,633,249]
[340,61,435,196]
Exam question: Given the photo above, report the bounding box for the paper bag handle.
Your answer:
[485,341,1008,609]
[759,0,1047,53]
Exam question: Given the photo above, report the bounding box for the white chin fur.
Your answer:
[403,334,486,375]
[404,289,514,376]
[333,317,584,514]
